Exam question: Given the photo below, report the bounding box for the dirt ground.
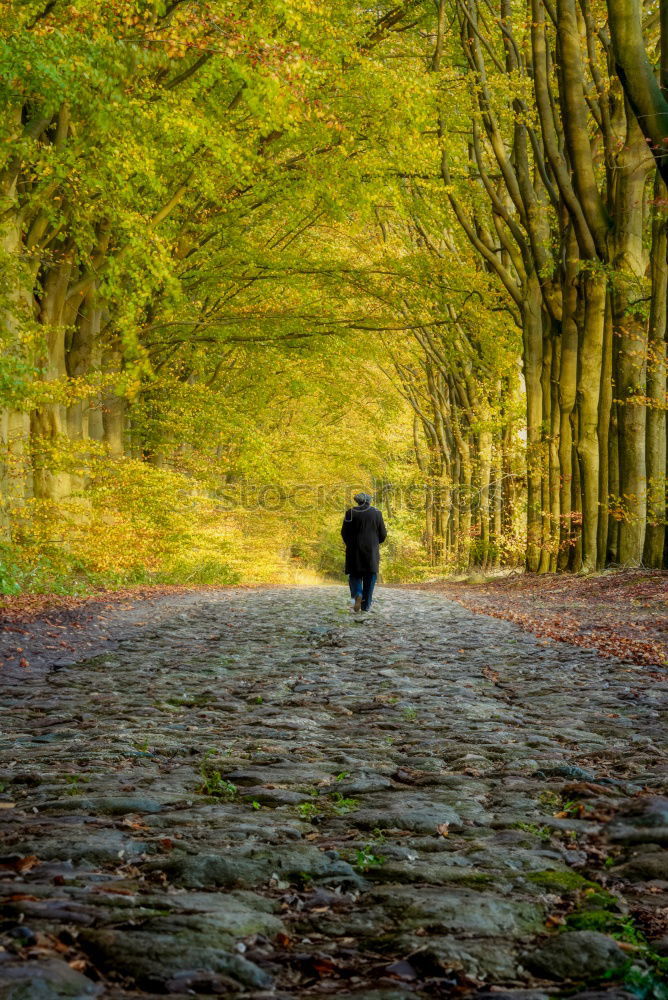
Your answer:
[407,569,668,668]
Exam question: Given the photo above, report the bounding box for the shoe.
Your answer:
[354,594,362,613]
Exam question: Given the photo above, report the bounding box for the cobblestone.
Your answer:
[0,586,666,998]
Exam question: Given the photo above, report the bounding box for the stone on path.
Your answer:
[0,586,665,997]
[0,956,103,998]
[525,931,628,979]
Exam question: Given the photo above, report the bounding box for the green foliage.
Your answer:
[64,774,88,796]
[328,791,358,815]
[294,788,358,822]
[567,908,645,944]
[512,822,553,843]
[526,870,597,892]
[563,889,668,995]
[0,544,21,595]
[354,845,386,872]
[0,541,90,596]
[197,766,237,800]
[296,801,321,821]
[0,0,588,585]
[609,963,668,1000]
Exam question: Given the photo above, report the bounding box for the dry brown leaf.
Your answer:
[0,855,39,872]
[15,855,39,872]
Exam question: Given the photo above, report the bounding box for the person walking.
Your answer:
[341,492,387,616]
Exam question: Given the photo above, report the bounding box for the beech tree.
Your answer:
[606,0,668,567]
[0,0,665,590]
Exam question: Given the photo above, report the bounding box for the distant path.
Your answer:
[0,586,666,998]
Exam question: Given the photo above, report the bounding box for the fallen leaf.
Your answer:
[15,855,39,873]
[121,818,148,830]
[436,823,449,837]
[311,956,337,977]
[0,855,39,872]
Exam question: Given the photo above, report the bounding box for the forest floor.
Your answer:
[0,585,666,999]
[409,569,668,668]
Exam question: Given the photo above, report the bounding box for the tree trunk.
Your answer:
[31,260,74,501]
[576,270,606,572]
[612,117,652,565]
[101,349,126,459]
[570,408,583,572]
[558,241,579,570]
[492,437,503,568]
[523,276,544,572]
[478,427,492,568]
[597,296,613,567]
[66,292,102,495]
[539,327,551,573]
[644,201,668,566]
[0,131,34,534]
[456,439,472,570]
[549,327,561,572]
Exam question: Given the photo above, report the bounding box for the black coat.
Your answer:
[341,503,387,575]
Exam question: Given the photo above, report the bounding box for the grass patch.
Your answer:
[293,789,359,823]
[450,871,495,887]
[526,869,597,892]
[166,693,214,708]
[567,908,645,943]
[606,963,668,1000]
[561,887,668,997]
[353,845,386,872]
[297,801,321,821]
[512,821,553,842]
[197,761,237,799]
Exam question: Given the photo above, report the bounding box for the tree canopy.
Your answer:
[0,0,666,591]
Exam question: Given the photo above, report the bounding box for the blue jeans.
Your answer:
[348,573,377,611]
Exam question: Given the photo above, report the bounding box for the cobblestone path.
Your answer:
[1,586,666,999]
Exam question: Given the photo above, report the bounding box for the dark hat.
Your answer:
[353,492,372,504]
